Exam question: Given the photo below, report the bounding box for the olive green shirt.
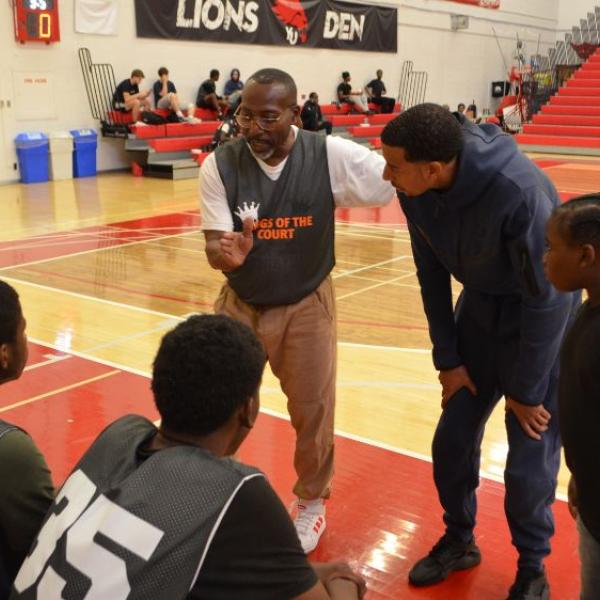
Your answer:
[0,426,53,594]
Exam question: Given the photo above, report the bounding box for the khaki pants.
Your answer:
[214,277,336,500]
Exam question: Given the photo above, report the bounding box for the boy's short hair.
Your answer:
[554,194,600,247]
[158,67,169,77]
[131,69,145,79]
[151,315,265,436]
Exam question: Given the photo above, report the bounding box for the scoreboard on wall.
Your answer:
[13,0,60,43]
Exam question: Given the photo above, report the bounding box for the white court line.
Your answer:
[1,236,167,253]
[81,320,182,355]
[23,355,71,372]
[334,273,414,287]
[0,232,196,271]
[335,230,406,242]
[1,276,184,321]
[336,220,408,232]
[332,256,408,280]
[335,257,413,274]
[257,406,568,501]
[101,225,200,234]
[142,240,204,254]
[340,341,430,353]
[337,272,415,300]
[26,336,567,502]
[29,337,151,379]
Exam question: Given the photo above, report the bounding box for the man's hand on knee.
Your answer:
[438,365,478,409]
[505,397,551,440]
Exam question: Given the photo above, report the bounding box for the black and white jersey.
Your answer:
[11,415,262,600]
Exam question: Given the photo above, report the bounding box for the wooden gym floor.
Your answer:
[0,154,598,598]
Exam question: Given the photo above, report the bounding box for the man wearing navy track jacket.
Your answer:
[380,103,579,600]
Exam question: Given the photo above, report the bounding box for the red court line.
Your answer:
[0,348,114,409]
[1,342,580,599]
[25,344,68,368]
[19,267,213,309]
[0,213,201,269]
[108,212,201,230]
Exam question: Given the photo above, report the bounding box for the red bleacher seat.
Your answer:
[149,136,213,152]
[329,114,367,126]
[165,122,219,136]
[348,125,385,138]
[191,149,210,165]
[129,124,167,138]
[368,113,399,125]
[194,107,219,120]
[370,138,382,149]
[321,103,352,115]
[107,110,134,124]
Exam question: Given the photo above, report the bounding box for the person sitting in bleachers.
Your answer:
[223,68,244,109]
[152,67,187,122]
[196,69,228,118]
[366,70,395,114]
[11,315,366,600]
[112,69,152,124]
[0,280,53,600]
[337,72,370,114]
[466,103,482,124]
[301,93,332,135]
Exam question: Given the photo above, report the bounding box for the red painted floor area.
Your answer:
[1,158,597,270]
[0,213,201,269]
[1,343,581,599]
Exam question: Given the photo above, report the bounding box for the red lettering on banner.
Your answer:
[445,0,500,8]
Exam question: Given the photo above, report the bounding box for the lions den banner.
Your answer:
[134,0,397,53]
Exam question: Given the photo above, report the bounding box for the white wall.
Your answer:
[557,0,598,33]
[0,0,561,182]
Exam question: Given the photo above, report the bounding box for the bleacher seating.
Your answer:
[516,47,600,153]
[115,100,401,179]
[348,125,385,138]
[148,136,213,152]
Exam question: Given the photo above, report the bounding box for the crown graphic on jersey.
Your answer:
[234,202,260,223]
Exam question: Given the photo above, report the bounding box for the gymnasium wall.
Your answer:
[557,0,598,33]
[0,0,560,181]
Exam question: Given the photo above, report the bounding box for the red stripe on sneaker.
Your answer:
[313,517,324,533]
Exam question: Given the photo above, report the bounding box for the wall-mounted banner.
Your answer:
[445,0,500,8]
[134,0,397,53]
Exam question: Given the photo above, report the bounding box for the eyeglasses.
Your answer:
[234,106,295,131]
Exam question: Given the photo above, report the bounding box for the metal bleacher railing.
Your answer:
[79,47,129,138]
[397,61,428,110]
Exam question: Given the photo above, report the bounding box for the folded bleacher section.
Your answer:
[516,8,600,155]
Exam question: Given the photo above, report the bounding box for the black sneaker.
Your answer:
[507,568,550,600]
[408,534,481,586]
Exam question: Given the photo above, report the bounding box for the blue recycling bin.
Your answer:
[70,129,98,178]
[15,132,49,184]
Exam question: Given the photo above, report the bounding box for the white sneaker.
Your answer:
[294,499,326,554]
